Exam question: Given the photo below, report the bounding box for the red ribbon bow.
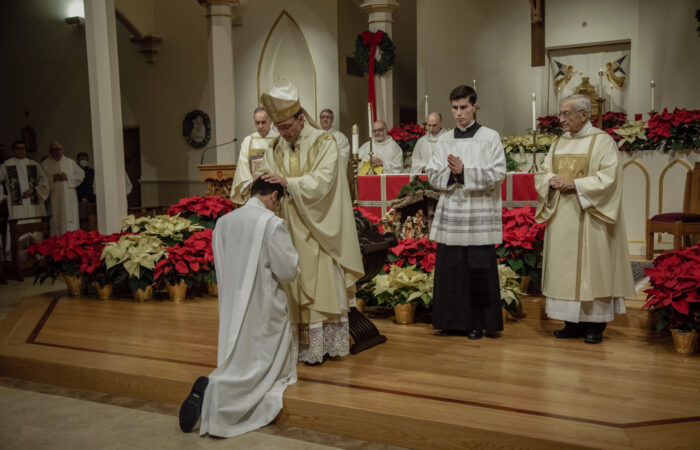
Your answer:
[362,30,384,122]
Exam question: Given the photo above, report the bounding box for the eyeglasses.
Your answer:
[320,115,333,120]
[557,109,584,118]
[373,128,386,133]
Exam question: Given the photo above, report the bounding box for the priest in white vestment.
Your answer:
[257,77,364,364]
[179,178,299,437]
[358,120,404,174]
[319,108,351,172]
[535,94,635,344]
[230,107,279,205]
[41,141,84,236]
[0,141,50,258]
[411,112,445,173]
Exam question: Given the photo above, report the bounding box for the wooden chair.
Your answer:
[646,162,700,260]
[5,215,52,281]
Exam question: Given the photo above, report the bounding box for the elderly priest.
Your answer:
[411,112,445,173]
[41,141,85,235]
[257,77,364,365]
[358,120,404,174]
[535,94,635,344]
[179,178,299,437]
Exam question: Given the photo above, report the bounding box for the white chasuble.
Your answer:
[259,125,364,363]
[535,123,635,322]
[200,197,299,438]
[230,130,279,205]
[41,156,84,235]
[358,137,404,174]
[410,129,445,173]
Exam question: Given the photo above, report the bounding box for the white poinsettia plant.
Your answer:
[373,264,433,308]
[101,234,166,292]
[121,214,203,245]
[498,263,523,312]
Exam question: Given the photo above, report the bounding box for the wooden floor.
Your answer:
[1,292,699,449]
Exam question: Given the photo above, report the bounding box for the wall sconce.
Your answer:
[65,16,85,26]
[65,1,85,26]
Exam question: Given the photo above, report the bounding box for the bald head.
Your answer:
[49,141,64,161]
[426,112,442,136]
[372,120,387,142]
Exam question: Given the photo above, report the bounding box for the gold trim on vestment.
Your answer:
[574,133,599,301]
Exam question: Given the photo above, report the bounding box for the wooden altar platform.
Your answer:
[1,292,699,449]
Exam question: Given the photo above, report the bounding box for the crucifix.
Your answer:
[529,0,545,67]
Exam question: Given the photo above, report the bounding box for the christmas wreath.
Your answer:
[354,31,396,75]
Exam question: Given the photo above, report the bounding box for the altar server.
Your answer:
[358,120,404,174]
[535,94,634,344]
[41,141,84,235]
[230,107,279,204]
[411,112,445,173]
[179,177,299,437]
[427,85,506,339]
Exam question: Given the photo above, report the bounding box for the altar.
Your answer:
[357,173,537,217]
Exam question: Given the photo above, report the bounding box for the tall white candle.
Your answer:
[609,83,614,113]
[367,102,373,139]
[473,79,477,89]
[424,95,428,122]
[598,68,604,97]
[531,93,537,131]
[650,80,656,112]
[352,124,359,156]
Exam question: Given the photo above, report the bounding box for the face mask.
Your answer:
[79,160,88,167]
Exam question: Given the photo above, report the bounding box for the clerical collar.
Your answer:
[454,121,480,139]
[566,121,593,138]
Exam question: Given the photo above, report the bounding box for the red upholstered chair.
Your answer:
[646,162,700,260]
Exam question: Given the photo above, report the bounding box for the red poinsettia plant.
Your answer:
[387,123,426,159]
[643,244,700,332]
[495,205,546,284]
[153,229,215,288]
[168,195,234,228]
[385,237,437,273]
[28,229,124,285]
[647,108,700,151]
[537,115,563,135]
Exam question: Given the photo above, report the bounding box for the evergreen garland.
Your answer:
[397,176,436,199]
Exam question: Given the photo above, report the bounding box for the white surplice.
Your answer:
[200,196,299,438]
[358,137,404,174]
[41,156,84,235]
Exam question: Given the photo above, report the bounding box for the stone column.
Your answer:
[360,0,399,128]
[84,0,128,233]
[198,0,238,163]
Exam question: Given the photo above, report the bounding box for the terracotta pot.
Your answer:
[502,307,510,323]
[355,298,365,313]
[167,280,188,302]
[132,285,153,302]
[62,274,83,296]
[671,328,697,355]
[206,281,218,297]
[394,303,416,324]
[93,282,113,300]
[519,276,531,294]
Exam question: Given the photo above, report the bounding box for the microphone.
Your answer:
[199,137,238,164]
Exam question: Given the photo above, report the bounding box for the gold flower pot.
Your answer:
[93,282,113,300]
[167,280,188,302]
[206,281,218,297]
[132,285,153,302]
[671,328,698,355]
[355,298,365,313]
[519,275,531,294]
[394,303,416,324]
[62,274,83,296]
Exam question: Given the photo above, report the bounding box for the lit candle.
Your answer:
[473,79,477,89]
[531,93,537,131]
[598,68,604,97]
[367,102,373,140]
[650,80,656,112]
[352,124,359,156]
[424,95,428,122]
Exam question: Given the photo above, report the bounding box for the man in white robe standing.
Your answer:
[41,141,84,235]
[411,112,445,173]
[230,107,279,204]
[0,141,50,258]
[358,120,404,174]
[319,108,351,172]
[179,177,299,437]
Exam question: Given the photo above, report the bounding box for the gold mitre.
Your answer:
[260,77,320,128]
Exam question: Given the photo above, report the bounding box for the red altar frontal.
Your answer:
[357,173,537,217]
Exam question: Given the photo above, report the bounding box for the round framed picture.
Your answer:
[183,109,211,148]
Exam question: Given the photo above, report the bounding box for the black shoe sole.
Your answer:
[179,376,209,432]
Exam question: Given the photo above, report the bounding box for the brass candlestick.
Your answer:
[367,137,377,175]
[593,97,606,128]
[529,129,539,173]
[352,153,359,206]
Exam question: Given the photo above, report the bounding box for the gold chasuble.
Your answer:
[535,126,634,303]
[260,124,364,329]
